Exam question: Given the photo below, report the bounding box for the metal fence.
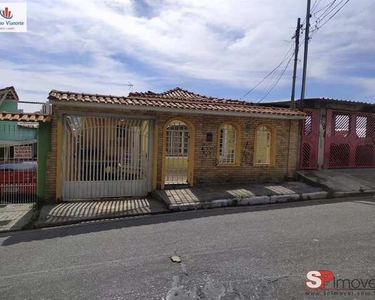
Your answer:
[300,109,319,169]
[0,122,38,204]
[324,110,375,168]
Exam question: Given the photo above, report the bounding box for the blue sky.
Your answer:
[1,0,375,112]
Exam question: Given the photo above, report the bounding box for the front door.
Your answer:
[164,120,189,185]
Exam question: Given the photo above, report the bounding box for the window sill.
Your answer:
[217,163,240,167]
[253,163,274,167]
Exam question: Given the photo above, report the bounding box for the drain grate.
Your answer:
[0,220,12,226]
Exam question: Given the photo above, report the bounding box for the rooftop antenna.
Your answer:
[126,82,134,91]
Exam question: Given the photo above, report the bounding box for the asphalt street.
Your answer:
[1,196,375,300]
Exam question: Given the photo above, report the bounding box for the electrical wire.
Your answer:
[311,0,323,13]
[240,28,304,101]
[240,43,295,100]
[315,0,346,23]
[241,0,350,102]
[310,0,350,37]
[257,53,295,103]
[348,2,375,18]
[313,0,337,17]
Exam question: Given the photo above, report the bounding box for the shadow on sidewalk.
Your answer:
[1,196,374,247]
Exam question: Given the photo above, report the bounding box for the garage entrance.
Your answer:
[62,116,153,200]
[324,110,375,168]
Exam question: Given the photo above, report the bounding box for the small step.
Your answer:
[164,184,189,190]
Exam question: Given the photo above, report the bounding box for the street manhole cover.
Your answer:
[0,220,12,226]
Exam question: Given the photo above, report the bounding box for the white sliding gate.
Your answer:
[62,116,153,200]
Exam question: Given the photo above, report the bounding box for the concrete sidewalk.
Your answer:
[153,181,327,211]
[0,204,35,232]
[35,197,168,228]
[298,168,375,197]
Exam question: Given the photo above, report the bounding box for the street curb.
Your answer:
[333,190,375,198]
[12,191,375,231]
[34,209,171,229]
[169,191,329,212]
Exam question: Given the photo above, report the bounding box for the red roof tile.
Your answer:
[0,112,50,122]
[48,88,305,118]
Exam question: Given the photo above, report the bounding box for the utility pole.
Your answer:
[290,17,301,109]
[300,0,312,103]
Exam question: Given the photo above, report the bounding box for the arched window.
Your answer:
[254,125,274,165]
[218,123,239,165]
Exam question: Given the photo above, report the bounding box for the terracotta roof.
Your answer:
[0,86,19,101]
[0,112,50,122]
[128,87,247,104]
[48,88,305,118]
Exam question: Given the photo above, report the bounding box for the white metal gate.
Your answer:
[62,116,153,200]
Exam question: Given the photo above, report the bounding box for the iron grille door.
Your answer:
[62,116,152,200]
[165,121,189,185]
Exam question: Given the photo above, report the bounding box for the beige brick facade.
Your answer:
[45,104,300,202]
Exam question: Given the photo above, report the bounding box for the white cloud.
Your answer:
[2,0,375,107]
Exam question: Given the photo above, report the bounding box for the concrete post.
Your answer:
[37,122,52,201]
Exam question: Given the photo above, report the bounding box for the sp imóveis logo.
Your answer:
[0,7,13,19]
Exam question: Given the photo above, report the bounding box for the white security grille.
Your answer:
[219,124,236,164]
[165,121,189,185]
[62,116,152,200]
[0,124,38,204]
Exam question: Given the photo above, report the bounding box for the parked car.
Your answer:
[0,161,37,197]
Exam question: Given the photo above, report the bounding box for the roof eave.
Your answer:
[49,99,305,120]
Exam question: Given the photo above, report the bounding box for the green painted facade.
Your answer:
[37,122,51,201]
[0,122,37,142]
[0,99,18,111]
[0,99,37,154]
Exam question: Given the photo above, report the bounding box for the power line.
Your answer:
[315,0,347,23]
[348,2,375,18]
[240,43,295,100]
[242,24,307,102]
[314,0,337,17]
[241,0,351,102]
[240,27,305,101]
[311,0,323,13]
[310,0,350,37]
[255,66,279,102]
[257,53,295,103]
